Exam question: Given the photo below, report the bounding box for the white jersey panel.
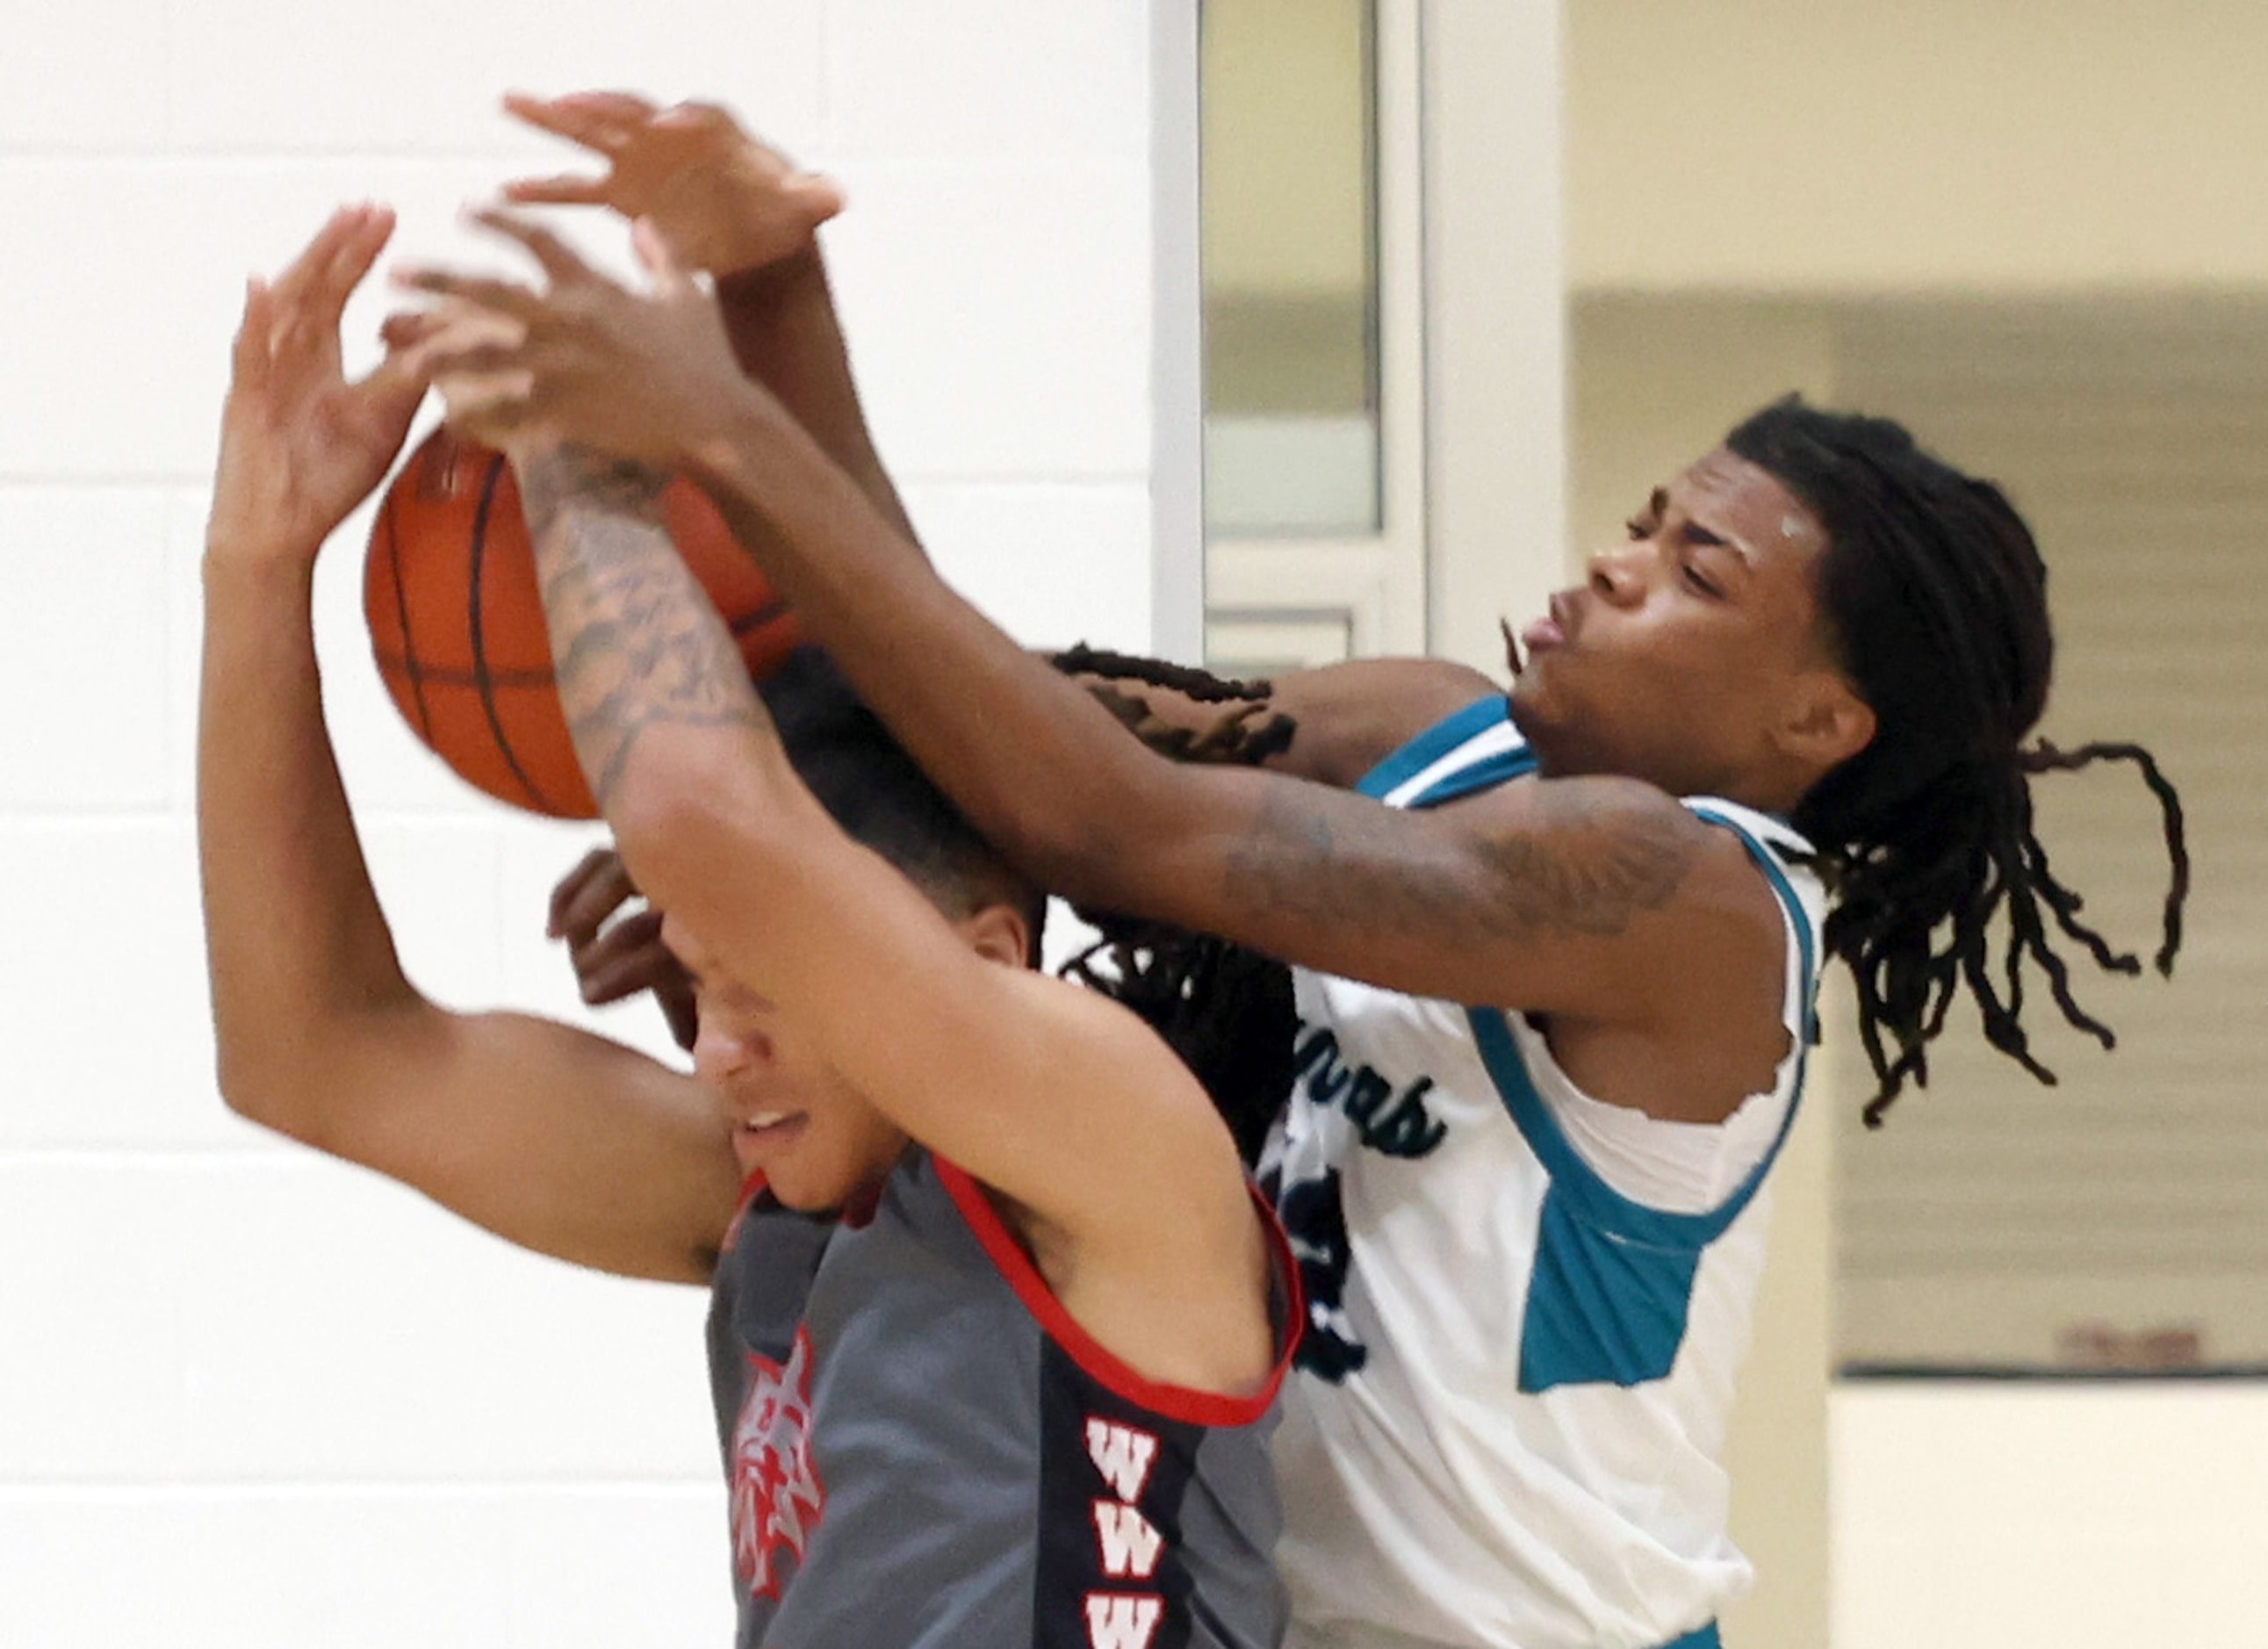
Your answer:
[1261,698,1822,1649]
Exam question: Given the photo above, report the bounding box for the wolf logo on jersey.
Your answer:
[729,1325,826,1601]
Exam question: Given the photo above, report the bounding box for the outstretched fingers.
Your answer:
[395,301,539,428]
[500,171,611,207]
[464,204,600,288]
[228,277,276,401]
[419,334,534,386]
[392,263,546,323]
[265,205,360,309]
[308,204,396,337]
[502,89,657,152]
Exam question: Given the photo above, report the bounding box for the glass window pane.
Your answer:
[1201,0,1380,538]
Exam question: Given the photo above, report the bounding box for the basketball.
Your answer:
[364,427,801,817]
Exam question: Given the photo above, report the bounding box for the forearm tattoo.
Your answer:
[1226,781,1696,945]
[520,445,768,808]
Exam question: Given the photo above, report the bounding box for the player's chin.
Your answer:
[756,1137,882,1215]
[1506,662,1560,726]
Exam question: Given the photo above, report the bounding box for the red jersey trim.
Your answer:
[719,1170,772,1257]
[933,1156,1300,1428]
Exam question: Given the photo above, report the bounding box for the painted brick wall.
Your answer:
[0,4,1158,1644]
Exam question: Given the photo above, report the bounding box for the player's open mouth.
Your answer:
[733,1111,809,1172]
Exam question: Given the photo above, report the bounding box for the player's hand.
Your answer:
[208,205,428,569]
[502,90,843,278]
[392,208,752,468]
[549,846,699,1050]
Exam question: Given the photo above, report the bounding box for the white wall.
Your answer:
[0,4,1161,1645]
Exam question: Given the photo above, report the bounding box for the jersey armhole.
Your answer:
[932,1156,1300,1428]
[1465,810,1820,1240]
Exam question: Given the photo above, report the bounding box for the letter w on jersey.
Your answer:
[1092,1501,1164,1581]
[1084,1418,1160,1502]
[1084,1593,1165,1649]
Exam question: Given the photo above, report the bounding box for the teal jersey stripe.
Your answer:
[1355,695,1520,801]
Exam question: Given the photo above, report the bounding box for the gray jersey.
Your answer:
[706,1148,1295,1649]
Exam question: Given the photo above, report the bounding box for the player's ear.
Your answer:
[958,900,1033,971]
[1776,668,1876,773]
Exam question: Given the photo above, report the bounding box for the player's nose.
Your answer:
[1585,539,1646,608]
[694,1015,779,1084]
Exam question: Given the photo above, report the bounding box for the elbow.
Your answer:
[602,745,740,877]
[606,754,803,924]
[210,988,428,1153]
[212,1037,319,1145]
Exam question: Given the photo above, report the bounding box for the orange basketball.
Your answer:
[365,427,801,818]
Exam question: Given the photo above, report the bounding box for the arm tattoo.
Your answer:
[1225,781,1696,946]
[520,444,768,809]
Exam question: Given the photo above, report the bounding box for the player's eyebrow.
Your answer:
[1651,483,1758,565]
[1677,511,1757,566]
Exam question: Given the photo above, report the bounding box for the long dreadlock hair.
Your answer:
[763,644,1300,1165]
[1726,397,2191,1125]
[1048,644,1301,1166]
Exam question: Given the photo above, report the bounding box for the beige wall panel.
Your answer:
[1569,0,2268,292]
[1204,0,1371,296]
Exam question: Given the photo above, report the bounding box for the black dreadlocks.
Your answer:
[1727,398,2191,1126]
[764,644,1299,1165]
[1048,645,1302,1166]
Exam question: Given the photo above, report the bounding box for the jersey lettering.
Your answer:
[1084,1418,1160,1502]
[1276,1167,1369,1381]
[1084,1593,1164,1649]
[1292,1026,1447,1159]
[1091,1500,1164,1580]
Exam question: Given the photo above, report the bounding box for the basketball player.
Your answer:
[403,169,2190,1647]
[202,204,1298,1649]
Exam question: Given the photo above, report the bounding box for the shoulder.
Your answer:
[1453,771,1724,894]
[980,966,1248,1185]
[1265,657,1504,790]
[1451,774,1788,1002]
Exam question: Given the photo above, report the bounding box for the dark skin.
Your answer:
[509,92,1502,1048]
[401,214,1879,1128]
[545,651,1499,1054]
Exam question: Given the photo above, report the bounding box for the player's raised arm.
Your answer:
[402,207,1264,1272]
[500,90,914,542]
[199,205,741,1284]
[498,100,1486,795]
[394,212,1782,1038]
[443,414,1256,1280]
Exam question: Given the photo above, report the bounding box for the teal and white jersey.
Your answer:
[1260,696,1825,1649]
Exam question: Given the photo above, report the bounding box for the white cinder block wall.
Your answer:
[0,4,1160,1645]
